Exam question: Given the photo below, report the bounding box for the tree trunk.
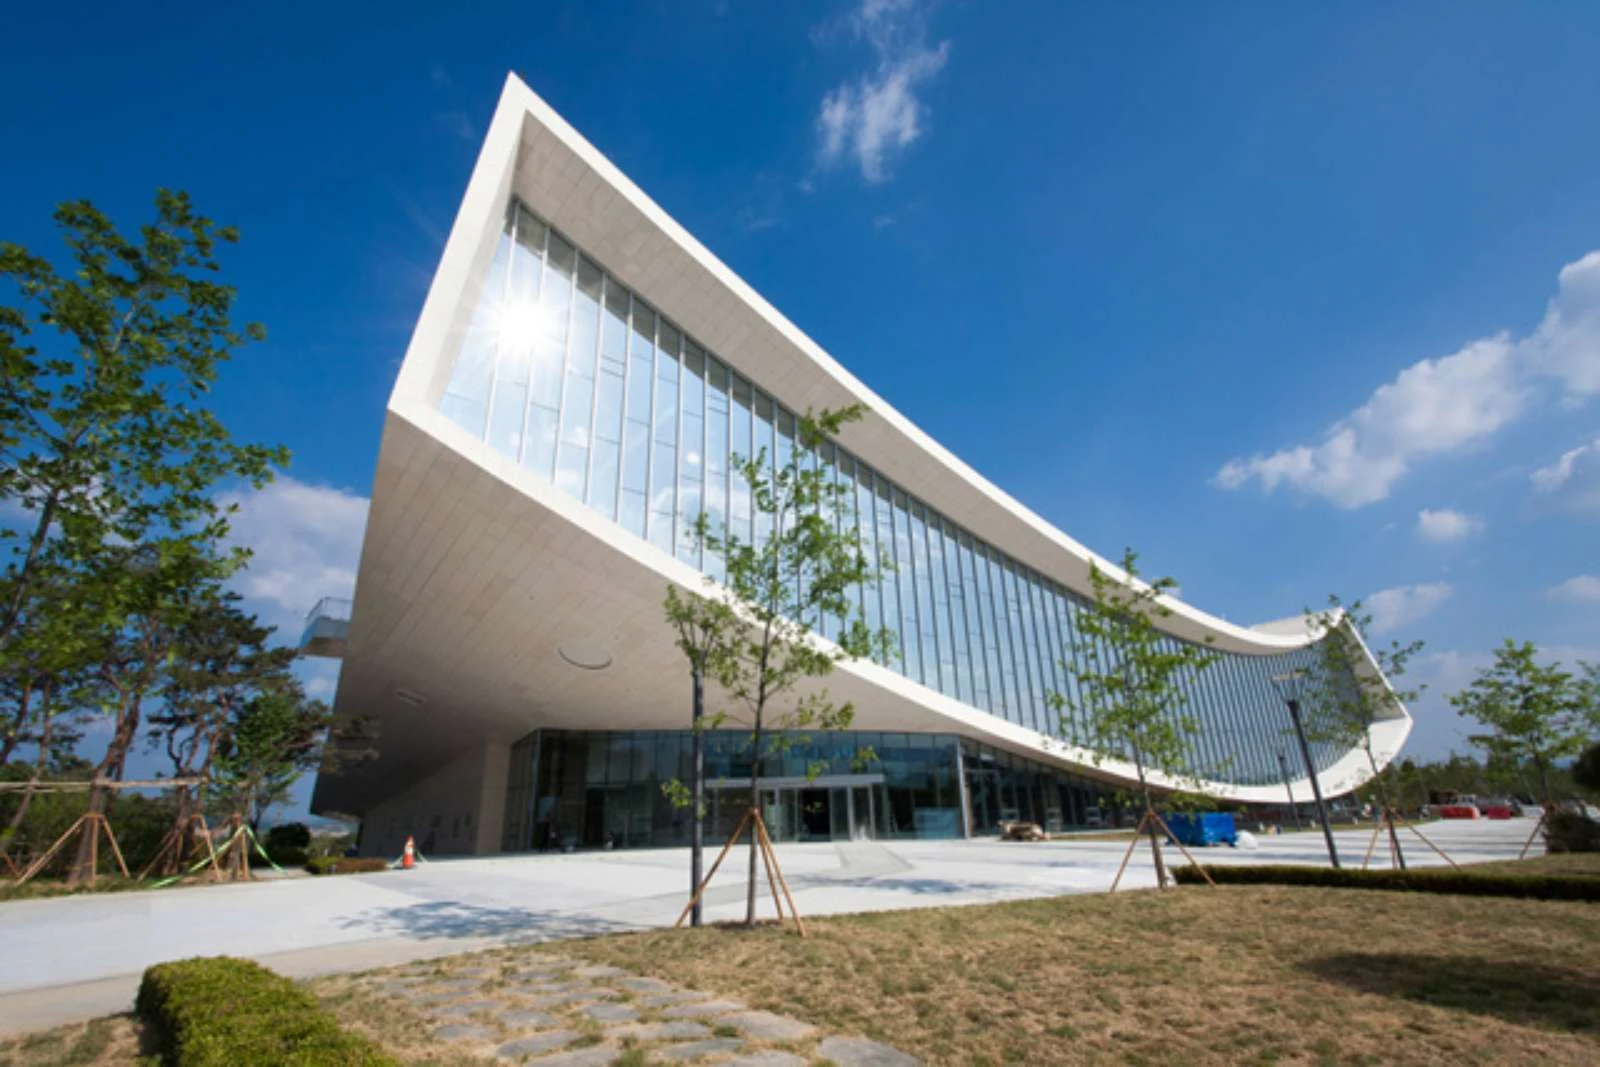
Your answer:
[1365,747,1405,871]
[0,679,33,768]
[68,702,141,886]
[0,719,54,864]
[1132,746,1168,889]
[746,718,762,925]
[690,665,705,928]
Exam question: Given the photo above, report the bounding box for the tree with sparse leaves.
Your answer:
[1304,595,1423,868]
[662,583,739,926]
[1049,549,1216,889]
[1450,641,1593,807]
[661,405,891,926]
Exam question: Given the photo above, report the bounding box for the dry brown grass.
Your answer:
[5,871,1597,1066]
[0,1016,146,1067]
[529,885,1599,1066]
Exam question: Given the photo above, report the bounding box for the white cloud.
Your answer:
[1215,338,1521,507]
[1415,508,1483,543]
[1547,574,1600,603]
[1365,582,1453,635]
[1531,436,1600,514]
[814,0,950,184]
[1524,251,1600,400]
[1218,248,1600,508]
[220,476,370,636]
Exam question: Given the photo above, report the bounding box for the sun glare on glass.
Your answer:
[496,299,551,348]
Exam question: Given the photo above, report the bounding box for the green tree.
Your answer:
[663,405,890,925]
[1450,640,1591,806]
[211,684,374,833]
[1305,596,1422,867]
[2,191,287,882]
[67,542,237,883]
[145,592,295,874]
[662,584,739,926]
[1050,549,1217,888]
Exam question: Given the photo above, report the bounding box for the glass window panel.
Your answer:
[677,341,705,568]
[620,302,655,537]
[729,374,753,548]
[587,277,628,519]
[873,476,903,672]
[554,257,602,499]
[910,502,939,691]
[648,323,680,554]
[441,218,513,438]
[753,392,775,551]
[524,229,573,479]
[487,214,543,457]
[704,358,729,583]
[892,489,920,683]
[941,522,972,706]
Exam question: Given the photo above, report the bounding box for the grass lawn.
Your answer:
[2,869,1596,1065]
[528,885,1598,1066]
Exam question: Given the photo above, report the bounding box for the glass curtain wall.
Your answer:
[509,729,973,851]
[441,200,1352,789]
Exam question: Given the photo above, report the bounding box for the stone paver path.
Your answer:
[343,952,921,1064]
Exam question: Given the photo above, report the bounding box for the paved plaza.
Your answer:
[0,817,1541,1035]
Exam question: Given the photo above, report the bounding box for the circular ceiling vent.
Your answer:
[557,639,613,671]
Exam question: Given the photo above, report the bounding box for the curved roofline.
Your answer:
[370,71,1411,802]
[391,72,1326,658]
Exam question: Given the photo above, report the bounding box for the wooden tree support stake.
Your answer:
[675,808,807,936]
[1358,807,1458,871]
[1108,809,1216,894]
[138,814,224,882]
[12,813,130,888]
[1518,806,1549,860]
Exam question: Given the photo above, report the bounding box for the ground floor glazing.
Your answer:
[500,728,1131,852]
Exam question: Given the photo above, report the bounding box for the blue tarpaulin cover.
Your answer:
[1163,812,1238,847]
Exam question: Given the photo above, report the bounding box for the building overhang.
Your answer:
[312,73,1410,817]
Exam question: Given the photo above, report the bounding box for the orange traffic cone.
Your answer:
[402,835,416,870]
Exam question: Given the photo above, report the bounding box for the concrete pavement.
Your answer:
[0,816,1541,1035]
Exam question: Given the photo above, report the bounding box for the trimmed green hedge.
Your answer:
[136,957,395,1066]
[1172,863,1600,901]
[305,856,390,876]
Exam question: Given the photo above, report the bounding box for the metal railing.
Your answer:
[304,596,353,624]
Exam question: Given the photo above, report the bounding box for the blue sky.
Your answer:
[4,2,1598,812]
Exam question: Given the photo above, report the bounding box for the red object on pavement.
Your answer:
[1481,804,1513,819]
[1439,804,1479,819]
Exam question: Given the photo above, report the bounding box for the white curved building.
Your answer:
[310,74,1409,857]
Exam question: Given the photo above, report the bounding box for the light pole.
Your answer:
[1270,670,1340,868]
[1276,749,1303,831]
[690,665,705,927]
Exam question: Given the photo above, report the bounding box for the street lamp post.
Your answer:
[690,666,705,927]
[1276,749,1303,831]
[1270,670,1341,869]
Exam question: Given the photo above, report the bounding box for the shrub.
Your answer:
[255,823,313,868]
[305,855,390,876]
[1171,863,1600,902]
[136,957,394,1066]
[1544,811,1600,853]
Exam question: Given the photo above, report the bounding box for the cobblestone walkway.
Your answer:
[343,954,918,1065]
